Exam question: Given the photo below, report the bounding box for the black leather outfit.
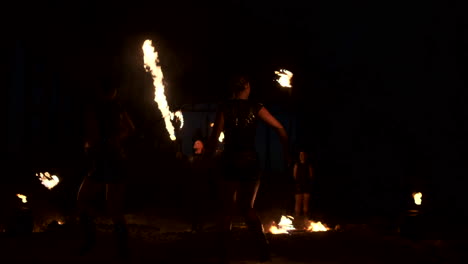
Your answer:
[219,99,264,181]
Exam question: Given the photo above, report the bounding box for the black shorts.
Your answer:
[89,157,128,183]
[221,151,261,182]
[294,183,312,194]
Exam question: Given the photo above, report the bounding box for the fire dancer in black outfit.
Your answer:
[293,150,314,228]
[206,74,290,263]
[77,74,135,257]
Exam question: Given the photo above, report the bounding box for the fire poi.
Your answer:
[36,172,60,190]
[274,69,293,88]
[412,192,422,205]
[142,39,184,141]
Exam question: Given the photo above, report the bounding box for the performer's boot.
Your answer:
[247,220,271,263]
[215,231,231,264]
[78,212,96,256]
[114,223,129,258]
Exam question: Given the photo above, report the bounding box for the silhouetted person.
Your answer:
[206,74,290,263]
[77,75,135,257]
[184,136,216,232]
[292,150,314,228]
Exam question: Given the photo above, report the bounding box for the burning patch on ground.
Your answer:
[267,215,331,234]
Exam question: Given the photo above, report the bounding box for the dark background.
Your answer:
[6,1,468,224]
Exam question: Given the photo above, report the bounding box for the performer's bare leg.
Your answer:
[106,183,129,257]
[76,177,104,255]
[302,193,311,220]
[237,180,271,263]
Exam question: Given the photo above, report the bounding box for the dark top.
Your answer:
[218,99,264,181]
[85,100,131,182]
[220,99,263,153]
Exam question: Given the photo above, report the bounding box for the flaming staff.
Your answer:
[142,39,184,141]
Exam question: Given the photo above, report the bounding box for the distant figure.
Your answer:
[292,150,314,228]
[206,74,290,263]
[177,133,216,233]
[77,74,135,257]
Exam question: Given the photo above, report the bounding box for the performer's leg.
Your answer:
[76,177,104,255]
[238,180,271,263]
[215,180,237,263]
[294,193,304,218]
[303,193,311,220]
[106,183,129,257]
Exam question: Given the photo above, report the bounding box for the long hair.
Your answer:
[228,74,250,97]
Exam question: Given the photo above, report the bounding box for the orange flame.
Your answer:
[142,39,183,141]
[274,69,293,88]
[269,215,295,234]
[413,192,422,205]
[210,123,224,142]
[17,194,27,203]
[36,172,59,190]
[268,215,330,234]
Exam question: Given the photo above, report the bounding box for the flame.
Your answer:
[413,192,422,205]
[274,69,293,88]
[307,221,329,232]
[210,123,224,142]
[17,194,27,203]
[36,172,59,190]
[269,215,295,234]
[218,132,225,142]
[268,215,330,234]
[142,39,183,141]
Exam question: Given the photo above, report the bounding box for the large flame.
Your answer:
[268,215,330,234]
[269,215,295,234]
[413,192,422,205]
[218,132,225,142]
[36,172,59,190]
[17,194,27,203]
[142,39,183,141]
[274,69,293,88]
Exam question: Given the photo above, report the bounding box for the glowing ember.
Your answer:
[268,215,330,234]
[413,192,422,205]
[36,172,59,190]
[274,69,293,88]
[142,39,183,141]
[210,123,224,142]
[17,194,27,203]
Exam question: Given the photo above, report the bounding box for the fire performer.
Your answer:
[77,73,135,257]
[292,149,314,228]
[206,74,290,263]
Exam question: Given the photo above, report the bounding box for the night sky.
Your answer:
[7,1,468,219]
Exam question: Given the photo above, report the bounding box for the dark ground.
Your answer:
[3,149,468,264]
[1,204,468,264]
